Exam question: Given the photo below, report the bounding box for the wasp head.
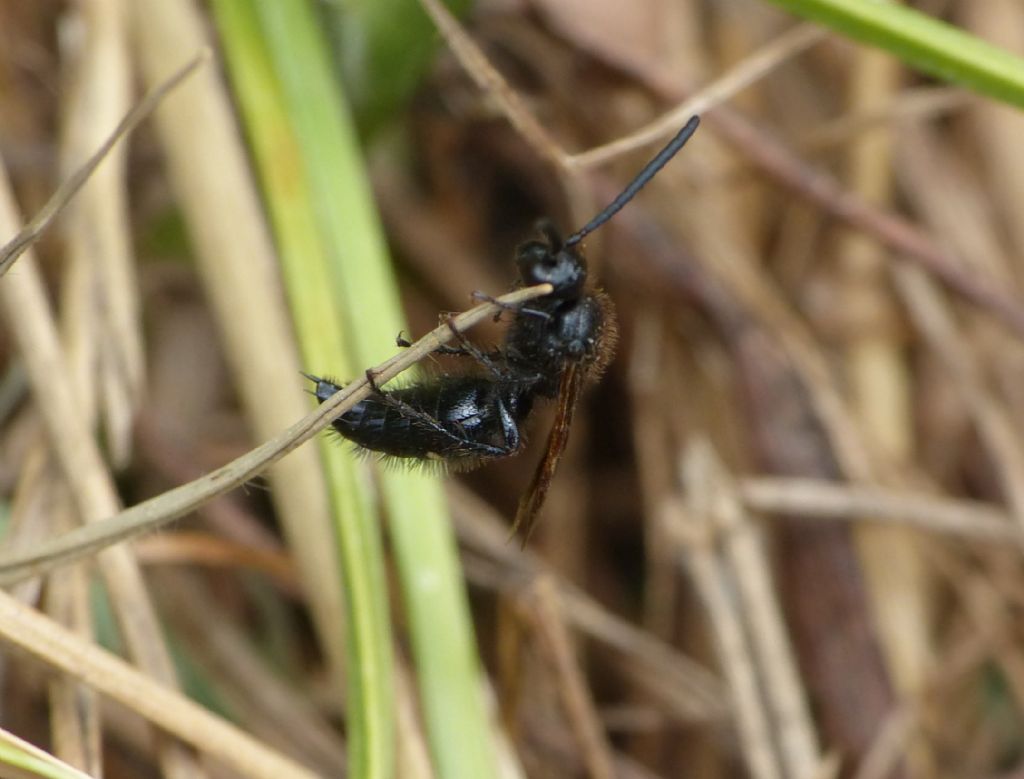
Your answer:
[515,221,587,299]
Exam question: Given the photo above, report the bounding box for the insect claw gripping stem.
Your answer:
[441,317,509,379]
[474,290,551,322]
[364,368,384,393]
[470,290,516,322]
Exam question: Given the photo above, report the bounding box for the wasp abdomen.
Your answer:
[313,374,532,466]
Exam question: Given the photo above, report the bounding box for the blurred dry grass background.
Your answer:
[2,0,1024,777]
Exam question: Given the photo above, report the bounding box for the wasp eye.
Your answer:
[515,241,554,275]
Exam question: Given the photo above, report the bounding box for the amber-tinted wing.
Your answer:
[510,364,586,546]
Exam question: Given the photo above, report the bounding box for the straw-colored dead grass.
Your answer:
[2,1,1024,777]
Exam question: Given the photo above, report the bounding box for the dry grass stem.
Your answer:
[894,267,1024,525]
[707,106,1024,340]
[710,454,821,778]
[156,572,347,774]
[135,532,299,590]
[4,2,1024,775]
[60,0,141,467]
[675,460,782,779]
[48,6,134,765]
[627,312,679,639]
[523,576,617,779]
[852,708,916,779]
[838,36,932,753]
[569,24,825,171]
[797,87,967,155]
[680,441,822,779]
[0,52,207,277]
[418,0,565,170]
[740,477,1024,545]
[128,0,352,694]
[0,586,318,779]
[0,285,551,586]
[45,558,101,775]
[0,142,205,779]
[448,483,727,723]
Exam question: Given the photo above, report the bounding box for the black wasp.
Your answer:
[307,116,700,543]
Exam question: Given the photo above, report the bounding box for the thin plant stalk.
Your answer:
[248,2,500,776]
[212,1,395,777]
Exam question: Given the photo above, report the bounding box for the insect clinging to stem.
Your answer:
[307,115,700,544]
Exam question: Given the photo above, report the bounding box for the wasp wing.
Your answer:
[510,364,586,546]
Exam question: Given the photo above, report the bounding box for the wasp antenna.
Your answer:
[564,115,700,248]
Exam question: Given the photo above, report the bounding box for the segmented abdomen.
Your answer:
[329,375,531,465]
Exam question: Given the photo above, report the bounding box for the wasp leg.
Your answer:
[394,326,508,379]
[356,368,520,458]
[440,318,509,379]
[395,329,493,360]
[359,369,517,459]
[362,368,452,434]
[471,291,551,322]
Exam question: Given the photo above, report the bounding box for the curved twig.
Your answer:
[0,284,552,586]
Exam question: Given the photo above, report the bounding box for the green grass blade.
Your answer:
[212,2,395,777]
[248,2,500,777]
[0,727,93,779]
[764,0,1024,108]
